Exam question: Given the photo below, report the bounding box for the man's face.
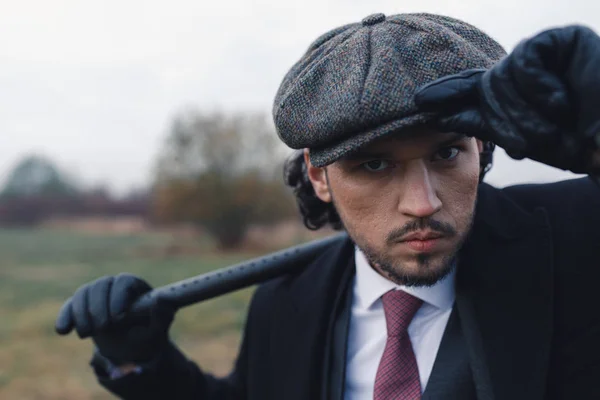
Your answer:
[306,129,483,287]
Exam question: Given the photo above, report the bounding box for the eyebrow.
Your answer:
[436,132,468,147]
[343,132,468,161]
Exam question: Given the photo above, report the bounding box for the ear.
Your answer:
[476,138,484,153]
[304,149,332,203]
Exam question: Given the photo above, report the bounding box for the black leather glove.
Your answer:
[415,25,600,174]
[55,273,175,365]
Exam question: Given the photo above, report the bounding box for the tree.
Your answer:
[0,155,81,225]
[0,154,78,198]
[153,110,296,249]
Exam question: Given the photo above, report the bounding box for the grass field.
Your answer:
[0,228,264,399]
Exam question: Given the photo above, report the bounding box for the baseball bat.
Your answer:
[128,233,346,314]
[56,233,347,334]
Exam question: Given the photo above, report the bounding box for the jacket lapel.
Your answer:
[268,234,354,400]
[457,183,554,400]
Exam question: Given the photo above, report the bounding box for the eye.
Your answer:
[362,160,390,172]
[433,147,460,161]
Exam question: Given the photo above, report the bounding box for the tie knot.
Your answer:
[381,290,423,336]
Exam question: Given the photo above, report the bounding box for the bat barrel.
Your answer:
[129,233,347,315]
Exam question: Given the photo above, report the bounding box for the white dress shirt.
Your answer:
[344,247,456,399]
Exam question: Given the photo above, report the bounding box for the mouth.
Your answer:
[397,231,445,252]
[399,231,444,242]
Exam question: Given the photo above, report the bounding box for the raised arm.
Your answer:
[415,25,600,180]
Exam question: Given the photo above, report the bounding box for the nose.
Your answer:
[397,161,442,218]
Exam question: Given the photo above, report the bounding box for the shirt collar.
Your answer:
[353,246,455,311]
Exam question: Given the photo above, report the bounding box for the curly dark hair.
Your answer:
[283,141,495,231]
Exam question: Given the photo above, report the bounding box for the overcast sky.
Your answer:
[1,0,598,193]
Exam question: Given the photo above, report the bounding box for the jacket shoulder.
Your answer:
[494,177,600,250]
[247,234,353,317]
[499,177,600,214]
[497,177,600,279]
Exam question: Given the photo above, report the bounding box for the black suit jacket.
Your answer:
[98,178,600,399]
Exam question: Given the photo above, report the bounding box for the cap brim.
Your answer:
[308,113,434,167]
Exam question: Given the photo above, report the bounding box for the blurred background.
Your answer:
[0,0,598,398]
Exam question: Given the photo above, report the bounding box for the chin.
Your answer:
[378,252,457,287]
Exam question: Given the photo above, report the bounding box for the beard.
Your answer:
[359,238,459,287]
[336,205,475,287]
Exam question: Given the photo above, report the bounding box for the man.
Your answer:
[55,13,600,399]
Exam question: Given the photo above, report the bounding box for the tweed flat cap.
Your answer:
[273,13,507,167]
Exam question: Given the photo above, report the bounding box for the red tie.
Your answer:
[374,290,424,400]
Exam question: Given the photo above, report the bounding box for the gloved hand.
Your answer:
[55,273,176,365]
[414,25,600,174]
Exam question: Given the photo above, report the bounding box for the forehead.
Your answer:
[340,129,467,161]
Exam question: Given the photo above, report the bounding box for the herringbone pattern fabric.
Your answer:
[273,13,507,167]
[374,290,423,400]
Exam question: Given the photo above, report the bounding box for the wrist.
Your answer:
[91,348,143,379]
[590,149,600,170]
[112,363,142,379]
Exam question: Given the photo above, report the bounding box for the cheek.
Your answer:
[329,172,395,231]
[437,158,480,229]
